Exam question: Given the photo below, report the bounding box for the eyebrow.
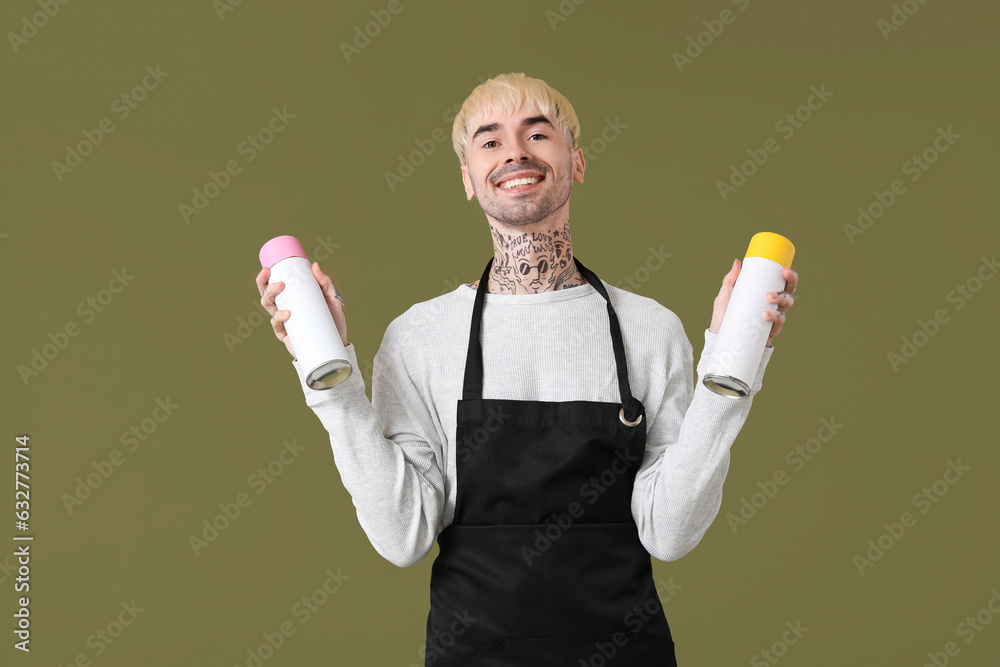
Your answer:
[471,115,556,143]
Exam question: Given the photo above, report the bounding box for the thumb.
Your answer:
[720,258,740,293]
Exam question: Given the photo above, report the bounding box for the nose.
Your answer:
[504,140,533,164]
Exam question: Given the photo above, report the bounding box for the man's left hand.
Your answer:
[710,259,799,348]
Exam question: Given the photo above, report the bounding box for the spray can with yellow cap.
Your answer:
[703,232,795,398]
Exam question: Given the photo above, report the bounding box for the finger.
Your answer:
[762,309,786,340]
[767,291,794,310]
[718,259,741,295]
[260,280,284,314]
[312,262,346,313]
[727,258,741,283]
[271,308,290,338]
[255,266,270,297]
[782,267,799,295]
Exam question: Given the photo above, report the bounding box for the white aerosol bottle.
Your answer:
[259,235,352,389]
[703,231,795,398]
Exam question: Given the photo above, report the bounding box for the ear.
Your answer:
[572,146,585,184]
[461,163,475,200]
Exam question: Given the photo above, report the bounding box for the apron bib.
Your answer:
[425,256,678,666]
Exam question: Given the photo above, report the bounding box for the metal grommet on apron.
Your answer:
[424,256,678,666]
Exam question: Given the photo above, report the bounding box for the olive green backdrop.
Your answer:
[3,0,999,664]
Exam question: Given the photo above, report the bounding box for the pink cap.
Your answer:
[259,235,308,268]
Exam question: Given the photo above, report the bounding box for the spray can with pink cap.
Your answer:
[259,235,352,389]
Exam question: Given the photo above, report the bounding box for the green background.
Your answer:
[3,0,999,664]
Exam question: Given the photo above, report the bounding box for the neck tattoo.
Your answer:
[469,221,588,294]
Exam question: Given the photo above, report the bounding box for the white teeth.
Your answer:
[499,176,541,189]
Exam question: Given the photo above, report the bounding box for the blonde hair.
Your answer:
[451,72,580,166]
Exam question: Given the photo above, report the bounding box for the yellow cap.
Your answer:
[745,232,795,268]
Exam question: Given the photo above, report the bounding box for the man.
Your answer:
[256,72,798,665]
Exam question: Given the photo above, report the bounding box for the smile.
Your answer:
[496,175,544,193]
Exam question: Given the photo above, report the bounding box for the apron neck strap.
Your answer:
[462,256,641,421]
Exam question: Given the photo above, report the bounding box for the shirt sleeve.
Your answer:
[291,321,446,568]
[631,324,774,561]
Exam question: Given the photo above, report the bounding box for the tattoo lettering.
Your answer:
[471,221,588,294]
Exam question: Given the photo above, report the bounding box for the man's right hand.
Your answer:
[256,262,349,360]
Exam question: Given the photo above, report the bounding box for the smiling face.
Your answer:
[461,102,585,227]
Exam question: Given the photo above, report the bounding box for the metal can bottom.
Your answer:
[306,359,353,389]
[702,373,750,399]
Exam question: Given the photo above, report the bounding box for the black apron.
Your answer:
[424,256,678,666]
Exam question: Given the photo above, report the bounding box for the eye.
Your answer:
[482,134,546,150]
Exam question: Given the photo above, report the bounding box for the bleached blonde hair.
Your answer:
[451,72,580,166]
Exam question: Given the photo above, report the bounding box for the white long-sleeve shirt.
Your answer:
[291,279,774,568]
